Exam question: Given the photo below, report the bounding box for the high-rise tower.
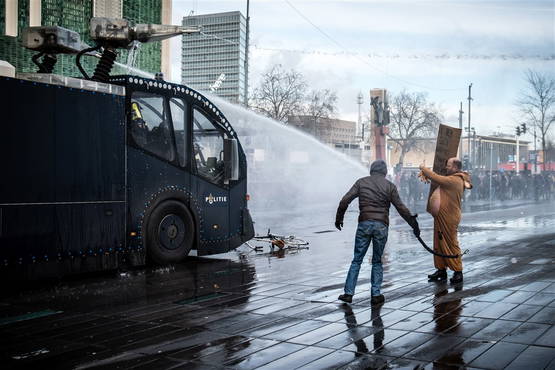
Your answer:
[181,11,248,104]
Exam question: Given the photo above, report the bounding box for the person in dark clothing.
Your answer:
[408,172,418,203]
[335,160,419,305]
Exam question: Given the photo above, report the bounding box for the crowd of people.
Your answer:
[394,170,554,202]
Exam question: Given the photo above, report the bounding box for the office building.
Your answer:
[287,115,369,162]
[182,11,248,104]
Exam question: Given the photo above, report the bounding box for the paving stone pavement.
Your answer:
[1,201,554,369]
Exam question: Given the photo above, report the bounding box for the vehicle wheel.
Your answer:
[146,200,194,264]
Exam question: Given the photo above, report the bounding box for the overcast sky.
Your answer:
[170,0,554,136]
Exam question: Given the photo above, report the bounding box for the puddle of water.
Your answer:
[174,292,227,305]
[12,348,50,360]
[0,309,62,326]
[529,258,552,265]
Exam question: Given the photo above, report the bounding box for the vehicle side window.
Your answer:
[169,98,188,167]
[130,92,174,162]
[193,108,225,185]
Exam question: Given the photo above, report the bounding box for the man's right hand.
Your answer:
[409,215,420,237]
[412,223,421,237]
[335,221,343,231]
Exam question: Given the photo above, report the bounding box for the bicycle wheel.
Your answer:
[284,237,309,247]
[252,236,271,243]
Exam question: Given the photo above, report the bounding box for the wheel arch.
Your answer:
[140,188,201,254]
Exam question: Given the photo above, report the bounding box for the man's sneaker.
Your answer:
[428,269,447,281]
[338,294,353,303]
[450,271,463,284]
[371,294,385,305]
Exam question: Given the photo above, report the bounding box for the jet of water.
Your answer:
[113,60,154,79]
[125,41,142,74]
[205,94,368,212]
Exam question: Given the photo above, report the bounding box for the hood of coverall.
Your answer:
[370,160,388,176]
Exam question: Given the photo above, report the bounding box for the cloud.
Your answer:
[283,1,551,38]
[169,0,554,139]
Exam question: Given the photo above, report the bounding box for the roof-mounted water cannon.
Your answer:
[21,18,200,81]
[78,17,201,82]
[22,26,87,73]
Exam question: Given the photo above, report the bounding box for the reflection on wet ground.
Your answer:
[0,200,554,369]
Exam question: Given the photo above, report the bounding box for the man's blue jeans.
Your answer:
[344,220,389,297]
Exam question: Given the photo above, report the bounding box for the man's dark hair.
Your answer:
[452,159,462,171]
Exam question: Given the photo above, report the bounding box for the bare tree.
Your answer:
[387,91,441,167]
[302,89,338,136]
[250,65,307,123]
[517,69,555,166]
[304,89,338,119]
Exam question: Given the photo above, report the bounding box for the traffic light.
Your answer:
[520,123,527,134]
[516,126,521,136]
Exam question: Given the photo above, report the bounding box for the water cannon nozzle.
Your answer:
[90,18,201,48]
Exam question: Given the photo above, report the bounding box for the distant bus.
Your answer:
[0,72,254,277]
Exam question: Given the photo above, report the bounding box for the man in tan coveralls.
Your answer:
[419,157,472,284]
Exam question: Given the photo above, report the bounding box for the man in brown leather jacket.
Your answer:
[335,160,419,305]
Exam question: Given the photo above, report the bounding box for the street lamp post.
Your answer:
[458,102,464,158]
[534,125,538,173]
[467,83,473,169]
[516,133,520,174]
[357,92,363,140]
[244,0,250,106]
[464,126,475,170]
[357,92,364,163]
[489,142,495,202]
[477,137,482,169]
[471,127,476,169]
[514,123,527,174]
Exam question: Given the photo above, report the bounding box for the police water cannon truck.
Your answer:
[0,18,254,278]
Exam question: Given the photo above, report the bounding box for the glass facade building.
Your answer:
[0,0,163,76]
[182,11,248,105]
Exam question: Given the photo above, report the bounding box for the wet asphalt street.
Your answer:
[1,199,554,369]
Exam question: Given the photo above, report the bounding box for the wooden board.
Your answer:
[426,124,462,213]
